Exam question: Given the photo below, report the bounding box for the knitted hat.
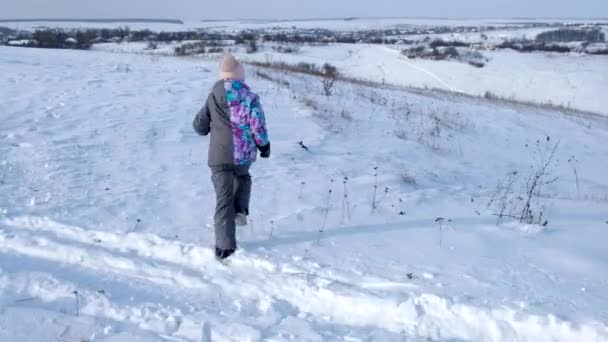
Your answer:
[220,54,245,81]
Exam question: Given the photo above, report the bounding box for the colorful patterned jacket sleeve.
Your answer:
[249,95,270,147]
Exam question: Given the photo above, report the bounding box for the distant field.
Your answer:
[3,17,607,114]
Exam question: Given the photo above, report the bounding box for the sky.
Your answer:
[2,0,607,20]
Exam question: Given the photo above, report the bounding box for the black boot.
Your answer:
[215,247,235,260]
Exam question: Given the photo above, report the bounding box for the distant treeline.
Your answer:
[403,28,608,60]
[0,26,421,50]
[2,24,606,56]
[536,28,605,43]
[0,24,539,50]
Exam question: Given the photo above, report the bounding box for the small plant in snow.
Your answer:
[487,170,519,224]
[113,64,131,72]
[435,217,452,248]
[488,137,560,226]
[341,176,352,223]
[567,155,581,200]
[246,39,258,54]
[317,179,334,244]
[145,41,158,50]
[371,167,379,211]
[322,63,338,96]
[268,220,275,240]
[298,140,309,151]
[398,198,406,216]
[298,181,306,199]
[340,108,353,121]
[519,138,559,225]
[73,290,79,316]
[435,217,445,248]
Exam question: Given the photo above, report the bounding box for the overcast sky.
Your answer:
[3,0,607,20]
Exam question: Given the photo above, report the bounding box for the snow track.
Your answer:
[1,217,606,341]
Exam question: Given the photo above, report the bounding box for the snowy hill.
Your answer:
[237,45,608,115]
[1,46,608,341]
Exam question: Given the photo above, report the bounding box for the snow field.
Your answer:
[1,46,608,341]
[239,44,608,115]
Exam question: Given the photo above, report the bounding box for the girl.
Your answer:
[193,54,270,260]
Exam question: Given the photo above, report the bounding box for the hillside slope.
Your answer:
[1,46,607,341]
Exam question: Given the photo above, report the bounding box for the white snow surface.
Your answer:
[240,44,608,115]
[92,41,608,115]
[1,46,608,341]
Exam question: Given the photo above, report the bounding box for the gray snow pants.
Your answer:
[210,164,251,250]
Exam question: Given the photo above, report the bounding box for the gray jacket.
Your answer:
[193,80,236,166]
[194,80,270,166]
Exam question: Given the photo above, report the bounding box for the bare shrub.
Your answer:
[145,41,158,50]
[174,41,206,56]
[429,39,470,48]
[340,108,353,120]
[536,28,605,43]
[255,70,290,87]
[297,62,320,74]
[487,170,520,224]
[301,97,319,111]
[401,171,417,186]
[246,39,258,54]
[272,45,300,53]
[322,78,336,96]
[496,39,572,53]
[207,47,224,54]
[322,63,338,96]
[488,137,560,226]
[567,155,581,200]
[390,102,471,153]
[484,91,498,100]
[403,44,486,67]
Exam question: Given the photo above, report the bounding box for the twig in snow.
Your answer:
[487,170,519,224]
[568,155,581,201]
[375,186,391,208]
[341,176,351,223]
[317,180,334,244]
[268,220,275,240]
[15,297,36,303]
[398,198,406,216]
[435,217,445,249]
[73,290,79,316]
[371,167,379,211]
[520,139,560,225]
[298,181,306,199]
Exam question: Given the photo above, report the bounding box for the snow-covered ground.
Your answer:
[239,44,608,115]
[1,46,608,341]
[91,40,608,115]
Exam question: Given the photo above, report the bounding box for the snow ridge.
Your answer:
[1,216,606,341]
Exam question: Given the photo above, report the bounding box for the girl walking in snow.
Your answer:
[193,54,271,260]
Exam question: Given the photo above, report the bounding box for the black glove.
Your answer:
[257,143,271,158]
